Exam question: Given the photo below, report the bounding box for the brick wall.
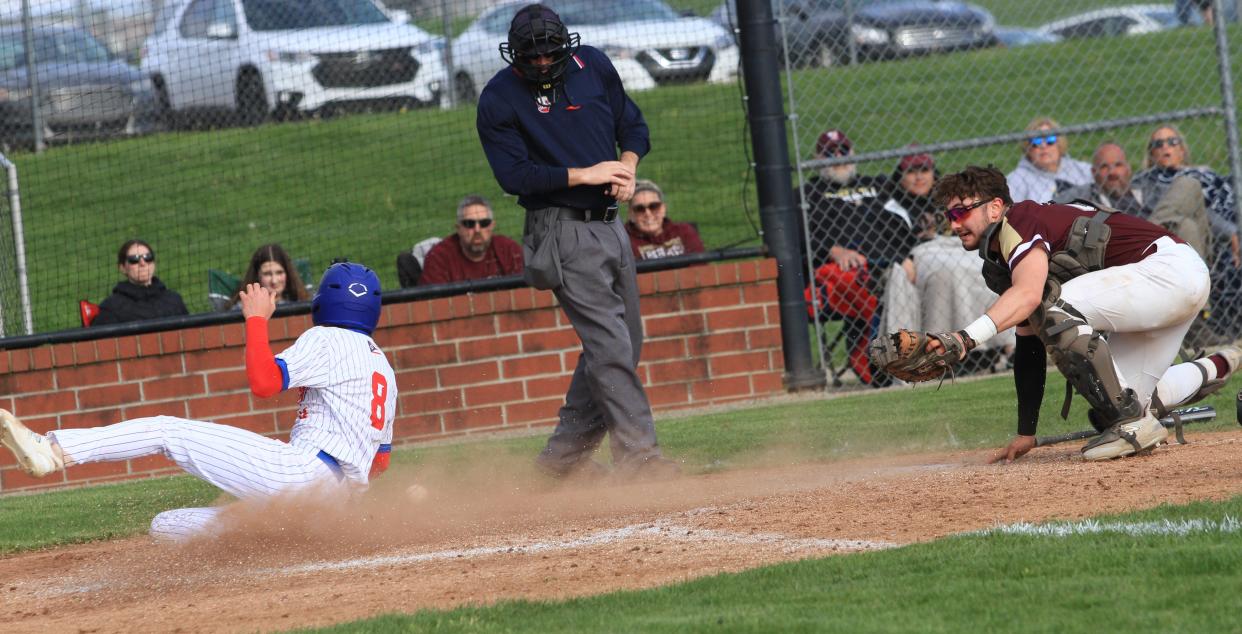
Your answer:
[0,258,786,494]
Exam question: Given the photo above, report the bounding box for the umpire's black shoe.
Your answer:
[535,455,611,483]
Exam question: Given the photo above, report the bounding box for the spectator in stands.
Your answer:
[1006,116,1092,203]
[418,195,523,286]
[625,180,705,260]
[798,129,915,385]
[1058,142,1210,259]
[396,237,443,288]
[226,243,308,310]
[880,150,1014,375]
[1133,124,1240,338]
[92,239,189,326]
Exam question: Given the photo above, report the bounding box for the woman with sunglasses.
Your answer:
[92,239,189,326]
[1005,116,1092,205]
[624,180,704,261]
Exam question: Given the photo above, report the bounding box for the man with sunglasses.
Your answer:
[476,4,680,481]
[929,166,1239,463]
[1006,117,1092,205]
[418,195,523,286]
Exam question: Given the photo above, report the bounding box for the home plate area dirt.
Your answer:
[2,431,1242,633]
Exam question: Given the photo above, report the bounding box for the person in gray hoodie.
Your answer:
[1006,116,1092,204]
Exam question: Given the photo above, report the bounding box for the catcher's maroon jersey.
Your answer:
[993,200,1183,270]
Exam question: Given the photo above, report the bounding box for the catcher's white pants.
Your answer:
[1057,237,1211,409]
[50,416,348,543]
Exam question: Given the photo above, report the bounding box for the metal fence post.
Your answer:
[1212,0,1242,238]
[20,0,44,154]
[0,154,33,335]
[441,0,456,109]
[736,0,825,391]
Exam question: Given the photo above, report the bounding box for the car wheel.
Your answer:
[235,72,268,127]
[151,76,178,130]
[453,73,476,105]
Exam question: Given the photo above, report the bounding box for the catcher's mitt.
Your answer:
[867,329,972,383]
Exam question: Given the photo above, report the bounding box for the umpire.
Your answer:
[476,4,679,481]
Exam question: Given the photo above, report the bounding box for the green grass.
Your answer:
[5,23,1236,333]
[307,496,1242,633]
[3,370,1240,553]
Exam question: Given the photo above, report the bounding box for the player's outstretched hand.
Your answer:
[987,435,1037,464]
[238,282,277,321]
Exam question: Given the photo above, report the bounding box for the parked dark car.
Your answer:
[712,0,998,68]
[0,26,159,148]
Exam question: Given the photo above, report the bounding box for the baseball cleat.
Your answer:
[1081,412,1168,461]
[0,409,63,477]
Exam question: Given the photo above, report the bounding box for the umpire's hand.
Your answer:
[238,282,277,321]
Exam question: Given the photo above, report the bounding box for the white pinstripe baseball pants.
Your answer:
[50,415,346,543]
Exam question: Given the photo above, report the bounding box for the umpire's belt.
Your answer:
[556,205,618,223]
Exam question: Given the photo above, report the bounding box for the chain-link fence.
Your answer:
[731,0,1242,387]
[0,0,758,335]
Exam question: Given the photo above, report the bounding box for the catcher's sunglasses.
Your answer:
[125,253,155,264]
[1027,134,1057,147]
[1149,136,1183,150]
[459,218,493,229]
[944,199,990,223]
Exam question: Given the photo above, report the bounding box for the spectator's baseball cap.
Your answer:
[897,149,934,173]
[815,129,852,157]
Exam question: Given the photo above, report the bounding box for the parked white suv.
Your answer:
[451,0,739,103]
[141,0,446,124]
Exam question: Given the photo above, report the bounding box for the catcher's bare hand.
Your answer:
[926,331,974,361]
[238,282,277,320]
[988,435,1037,464]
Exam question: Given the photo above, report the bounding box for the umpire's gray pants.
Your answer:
[523,208,661,470]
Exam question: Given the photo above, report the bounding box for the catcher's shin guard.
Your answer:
[1038,303,1143,431]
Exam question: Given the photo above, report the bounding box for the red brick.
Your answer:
[78,383,142,409]
[648,358,709,384]
[765,304,780,325]
[395,342,458,369]
[187,393,252,419]
[706,306,768,331]
[497,310,558,332]
[426,297,455,321]
[136,333,161,356]
[524,375,572,400]
[121,355,185,381]
[742,283,779,304]
[144,375,207,401]
[716,262,740,285]
[395,413,442,437]
[60,408,123,429]
[433,315,496,342]
[72,341,98,364]
[181,329,205,352]
[185,348,242,373]
[444,406,504,432]
[31,347,53,370]
[402,388,463,412]
[449,294,474,318]
[504,398,562,425]
[438,360,500,387]
[640,338,686,362]
[124,402,188,419]
[757,258,778,279]
[56,361,119,388]
[465,381,525,407]
[222,323,246,347]
[688,331,749,356]
[491,290,514,313]
[14,391,77,416]
[214,412,278,435]
[383,302,412,327]
[653,269,680,292]
[129,454,177,473]
[748,326,782,349]
[709,351,772,377]
[639,294,682,316]
[648,383,690,408]
[460,335,519,362]
[14,415,58,435]
[0,369,55,394]
[67,460,130,481]
[502,353,562,379]
[751,370,786,395]
[637,271,657,294]
[115,336,138,360]
[0,351,8,374]
[409,299,434,324]
[691,376,752,401]
[396,368,438,392]
[207,370,249,393]
[738,260,764,283]
[3,467,67,491]
[201,326,226,350]
[9,349,31,372]
[158,330,182,354]
[520,328,580,353]
[770,349,786,370]
[646,314,706,338]
[683,287,743,312]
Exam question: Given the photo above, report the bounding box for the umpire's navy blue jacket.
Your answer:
[476,45,650,212]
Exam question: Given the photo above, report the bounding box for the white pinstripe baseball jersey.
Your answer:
[279,326,397,483]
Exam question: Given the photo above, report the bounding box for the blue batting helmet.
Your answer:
[311,262,382,334]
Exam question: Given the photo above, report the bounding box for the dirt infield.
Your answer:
[3,430,1242,634]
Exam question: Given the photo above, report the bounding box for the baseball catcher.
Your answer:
[877,165,1240,463]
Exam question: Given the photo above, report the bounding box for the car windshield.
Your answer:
[0,29,112,71]
[551,0,679,25]
[242,0,390,31]
[1146,8,1180,28]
